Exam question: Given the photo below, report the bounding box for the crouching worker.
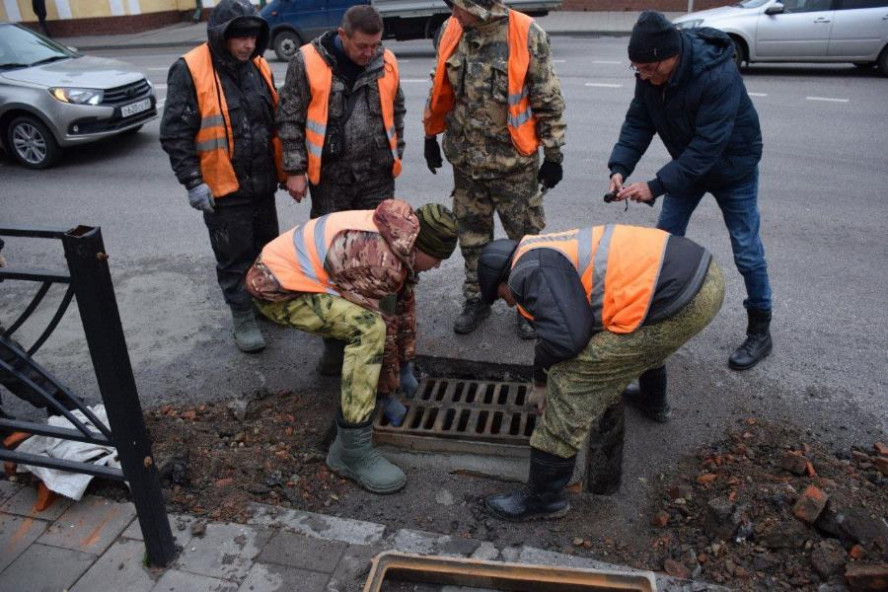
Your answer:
[246,200,458,493]
[477,224,725,520]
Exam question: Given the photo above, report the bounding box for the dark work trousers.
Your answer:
[308,172,394,219]
[203,198,279,312]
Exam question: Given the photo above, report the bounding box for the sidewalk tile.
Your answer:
[176,523,271,581]
[247,502,385,545]
[38,496,137,555]
[122,512,196,548]
[258,530,346,573]
[0,513,49,571]
[237,562,329,592]
[72,537,155,592]
[0,543,96,592]
[1,484,73,520]
[327,543,378,591]
[151,569,238,592]
[0,480,23,503]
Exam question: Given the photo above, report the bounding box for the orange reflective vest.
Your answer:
[183,44,286,198]
[301,44,402,185]
[259,210,382,295]
[424,10,539,156]
[512,225,670,333]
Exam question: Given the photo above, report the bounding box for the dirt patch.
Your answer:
[90,393,888,590]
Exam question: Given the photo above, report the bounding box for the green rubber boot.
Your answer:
[326,413,406,494]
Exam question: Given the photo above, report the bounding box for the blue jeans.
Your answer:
[657,168,772,311]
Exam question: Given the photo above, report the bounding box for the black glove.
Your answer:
[537,160,563,189]
[424,136,443,174]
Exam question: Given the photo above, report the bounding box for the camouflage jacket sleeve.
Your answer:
[394,82,406,159]
[277,51,310,175]
[527,23,566,163]
[396,278,416,362]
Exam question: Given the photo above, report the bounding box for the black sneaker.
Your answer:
[453,298,491,334]
[516,312,536,340]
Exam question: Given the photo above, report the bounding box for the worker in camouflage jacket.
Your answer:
[246,201,458,494]
[423,0,566,340]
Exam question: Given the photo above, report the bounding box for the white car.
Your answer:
[673,0,888,75]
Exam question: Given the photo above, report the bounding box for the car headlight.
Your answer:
[49,87,104,105]
[675,19,704,29]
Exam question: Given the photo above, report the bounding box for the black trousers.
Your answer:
[203,198,279,312]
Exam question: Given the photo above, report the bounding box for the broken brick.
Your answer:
[849,544,867,560]
[874,442,888,457]
[844,563,888,590]
[651,511,670,528]
[697,473,717,486]
[873,456,888,477]
[780,451,808,475]
[793,485,829,523]
[664,558,690,579]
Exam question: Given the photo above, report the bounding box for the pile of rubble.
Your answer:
[646,419,888,591]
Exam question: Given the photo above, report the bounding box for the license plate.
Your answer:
[121,98,151,118]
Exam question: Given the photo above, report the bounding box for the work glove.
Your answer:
[424,136,443,174]
[399,362,419,399]
[379,392,407,427]
[187,182,215,214]
[537,160,563,189]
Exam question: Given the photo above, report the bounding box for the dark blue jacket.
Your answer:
[608,28,762,197]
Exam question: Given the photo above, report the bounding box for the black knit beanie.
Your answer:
[414,203,458,260]
[628,11,680,64]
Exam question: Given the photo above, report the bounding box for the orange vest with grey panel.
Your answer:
[424,10,539,156]
[301,44,402,185]
[512,225,670,334]
[183,44,286,198]
[259,210,382,296]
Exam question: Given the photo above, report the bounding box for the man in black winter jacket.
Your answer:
[606,11,773,373]
[160,0,284,354]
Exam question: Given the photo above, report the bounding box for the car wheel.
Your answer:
[878,46,888,78]
[6,115,61,169]
[731,37,747,71]
[273,30,301,63]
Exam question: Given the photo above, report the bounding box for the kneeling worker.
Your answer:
[477,224,725,520]
[246,200,458,494]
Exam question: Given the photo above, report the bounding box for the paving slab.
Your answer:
[327,543,379,592]
[237,562,330,592]
[0,483,73,520]
[71,537,156,592]
[176,523,271,581]
[257,529,346,573]
[37,496,137,555]
[0,480,23,503]
[0,513,49,571]
[247,502,385,545]
[0,542,97,592]
[151,569,238,592]
[122,512,196,549]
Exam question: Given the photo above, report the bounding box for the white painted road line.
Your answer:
[748,92,768,97]
[401,78,429,83]
[806,96,850,103]
[591,60,622,65]
[584,82,622,88]
[553,59,566,63]
[152,84,167,90]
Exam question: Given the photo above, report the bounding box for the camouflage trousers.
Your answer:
[255,294,384,424]
[452,165,545,300]
[531,261,726,458]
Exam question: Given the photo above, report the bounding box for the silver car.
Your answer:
[0,23,157,169]
[673,0,888,75]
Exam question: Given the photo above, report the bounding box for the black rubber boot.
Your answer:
[516,312,536,340]
[317,338,345,376]
[729,308,773,371]
[485,448,575,521]
[453,298,491,335]
[622,365,670,423]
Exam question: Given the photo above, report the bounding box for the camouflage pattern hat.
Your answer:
[448,0,500,21]
[414,203,458,260]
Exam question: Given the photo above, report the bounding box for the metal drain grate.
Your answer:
[374,377,535,453]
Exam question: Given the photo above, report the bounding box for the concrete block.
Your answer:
[236,562,330,592]
[72,537,155,592]
[391,529,439,554]
[0,480,23,503]
[176,523,271,581]
[247,503,385,546]
[0,484,73,520]
[151,569,238,592]
[38,496,137,555]
[0,513,49,571]
[0,542,96,592]
[258,529,346,573]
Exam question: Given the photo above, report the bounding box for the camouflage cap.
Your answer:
[448,0,501,21]
[414,203,458,260]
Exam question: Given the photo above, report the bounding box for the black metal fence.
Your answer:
[0,224,175,566]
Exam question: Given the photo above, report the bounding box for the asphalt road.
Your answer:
[1,35,886,497]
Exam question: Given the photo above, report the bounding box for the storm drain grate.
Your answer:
[373,377,535,450]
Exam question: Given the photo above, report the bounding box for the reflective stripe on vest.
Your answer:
[301,44,402,185]
[258,210,380,295]
[513,225,670,334]
[423,10,539,156]
[183,44,286,198]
